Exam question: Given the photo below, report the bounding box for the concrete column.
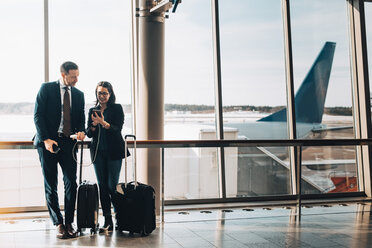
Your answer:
[136,0,165,215]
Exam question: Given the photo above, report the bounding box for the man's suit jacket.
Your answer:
[33,81,85,147]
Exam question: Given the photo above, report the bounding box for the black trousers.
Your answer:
[93,150,122,217]
[37,137,77,225]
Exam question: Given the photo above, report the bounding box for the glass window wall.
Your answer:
[291,0,358,194]
[49,0,132,133]
[1,1,371,211]
[225,146,291,197]
[164,148,220,200]
[164,0,216,140]
[301,145,358,194]
[290,0,354,139]
[0,0,43,141]
[219,0,287,140]
[0,146,129,209]
[219,0,290,198]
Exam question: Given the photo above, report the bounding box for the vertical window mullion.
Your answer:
[282,0,299,196]
[211,0,226,199]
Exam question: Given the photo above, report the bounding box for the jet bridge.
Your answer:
[237,146,323,196]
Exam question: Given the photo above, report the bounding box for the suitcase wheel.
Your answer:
[116,226,123,233]
[141,228,149,237]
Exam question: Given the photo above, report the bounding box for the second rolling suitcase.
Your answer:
[113,135,156,235]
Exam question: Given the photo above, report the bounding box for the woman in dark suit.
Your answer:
[86,81,125,231]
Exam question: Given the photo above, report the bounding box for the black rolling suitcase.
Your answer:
[76,141,99,235]
[114,135,156,235]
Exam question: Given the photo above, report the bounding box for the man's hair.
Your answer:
[60,61,78,74]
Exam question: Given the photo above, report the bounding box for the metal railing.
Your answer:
[2,138,372,148]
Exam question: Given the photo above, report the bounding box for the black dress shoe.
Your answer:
[56,224,67,239]
[65,223,77,238]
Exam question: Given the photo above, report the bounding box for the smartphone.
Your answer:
[52,144,60,154]
[92,109,102,117]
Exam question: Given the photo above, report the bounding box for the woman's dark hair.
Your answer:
[95,81,116,106]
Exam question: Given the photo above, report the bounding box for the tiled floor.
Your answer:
[1,202,372,247]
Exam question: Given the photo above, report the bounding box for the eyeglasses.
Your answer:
[97,92,109,96]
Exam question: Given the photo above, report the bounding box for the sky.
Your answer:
[1,0,372,107]
[0,0,131,106]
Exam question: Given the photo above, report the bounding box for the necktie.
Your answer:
[63,87,71,136]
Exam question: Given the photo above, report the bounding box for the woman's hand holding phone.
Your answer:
[91,110,104,127]
[92,109,102,117]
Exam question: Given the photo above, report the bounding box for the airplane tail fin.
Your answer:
[258,41,336,123]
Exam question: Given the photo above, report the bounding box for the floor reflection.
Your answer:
[0,202,372,247]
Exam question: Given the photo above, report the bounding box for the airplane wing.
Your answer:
[302,159,355,170]
[302,159,356,166]
[312,125,353,132]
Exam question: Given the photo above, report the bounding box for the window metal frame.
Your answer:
[211,0,227,199]
[348,0,372,196]
[210,0,372,200]
[3,0,370,213]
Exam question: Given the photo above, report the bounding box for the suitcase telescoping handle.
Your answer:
[124,134,138,188]
[78,140,84,185]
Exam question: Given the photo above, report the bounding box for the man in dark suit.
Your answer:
[34,61,85,239]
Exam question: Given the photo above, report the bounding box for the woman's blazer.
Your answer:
[86,103,127,160]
